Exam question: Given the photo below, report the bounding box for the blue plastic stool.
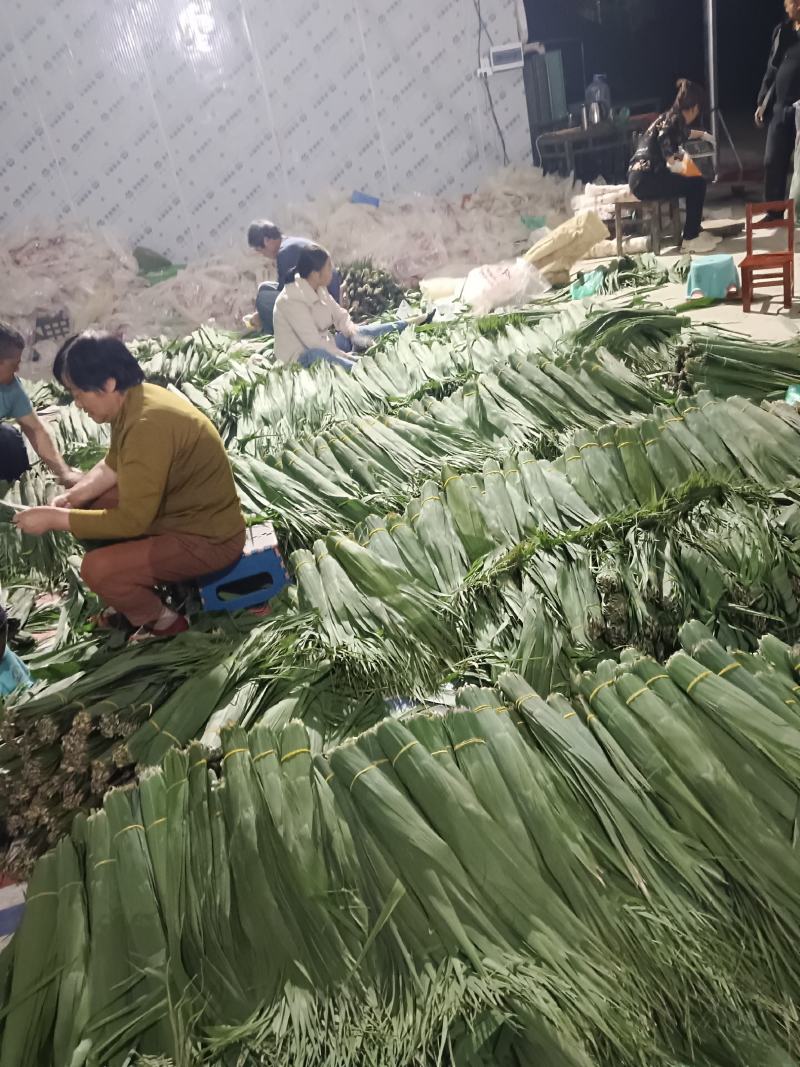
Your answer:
[686,254,740,300]
[198,523,291,613]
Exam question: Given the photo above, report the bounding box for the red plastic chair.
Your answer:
[740,200,795,313]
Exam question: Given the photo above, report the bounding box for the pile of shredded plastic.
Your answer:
[286,166,577,282]
[1,166,577,357]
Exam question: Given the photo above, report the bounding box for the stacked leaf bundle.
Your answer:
[187,304,683,455]
[340,259,406,321]
[287,394,800,684]
[5,392,800,869]
[0,614,382,871]
[231,343,667,544]
[2,622,798,1067]
[675,328,800,401]
[0,471,79,587]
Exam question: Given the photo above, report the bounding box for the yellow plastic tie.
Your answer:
[586,713,597,722]
[420,495,441,507]
[292,559,311,572]
[223,747,249,762]
[662,416,684,426]
[646,673,669,686]
[148,720,181,747]
[389,521,408,533]
[686,670,712,694]
[578,441,600,452]
[315,551,330,562]
[617,441,633,449]
[280,747,311,764]
[453,737,485,751]
[94,858,116,870]
[146,817,167,831]
[718,662,740,677]
[442,475,460,489]
[26,890,58,903]
[430,748,451,757]
[785,698,798,706]
[563,711,577,720]
[367,527,387,540]
[471,703,493,714]
[566,454,583,463]
[625,686,648,706]
[505,468,519,476]
[253,748,276,763]
[588,679,613,703]
[644,438,659,447]
[349,758,389,791]
[114,823,144,840]
[324,771,335,783]
[391,739,418,766]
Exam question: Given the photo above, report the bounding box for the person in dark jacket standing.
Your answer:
[756,1,800,219]
[628,80,719,253]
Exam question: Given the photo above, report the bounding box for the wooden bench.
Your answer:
[613,196,682,256]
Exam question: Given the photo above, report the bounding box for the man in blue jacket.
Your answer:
[247,220,342,333]
[756,1,800,218]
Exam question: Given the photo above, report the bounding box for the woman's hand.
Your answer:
[59,469,84,489]
[13,506,72,536]
[52,492,73,509]
[755,105,766,128]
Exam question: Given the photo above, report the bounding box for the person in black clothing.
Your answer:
[756,0,800,219]
[628,80,719,253]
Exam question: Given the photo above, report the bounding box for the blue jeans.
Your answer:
[256,270,343,334]
[334,320,408,352]
[298,349,357,371]
[297,320,408,372]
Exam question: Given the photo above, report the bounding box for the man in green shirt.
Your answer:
[0,322,78,485]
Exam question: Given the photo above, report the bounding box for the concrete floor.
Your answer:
[586,193,800,345]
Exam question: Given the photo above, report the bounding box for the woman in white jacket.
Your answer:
[273,245,428,370]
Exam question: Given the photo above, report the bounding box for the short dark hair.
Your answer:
[54,332,145,392]
[673,79,705,115]
[288,244,331,282]
[0,322,25,361]
[247,220,282,248]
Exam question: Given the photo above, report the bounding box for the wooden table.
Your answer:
[536,112,658,183]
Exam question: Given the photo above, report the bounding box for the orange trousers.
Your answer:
[79,489,245,626]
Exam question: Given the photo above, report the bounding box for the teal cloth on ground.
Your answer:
[0,649,32,697]
[686,254,740,300]
[0,378,33,421]
[571,269,606,300]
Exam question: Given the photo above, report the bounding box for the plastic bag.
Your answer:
[460,258,550,316]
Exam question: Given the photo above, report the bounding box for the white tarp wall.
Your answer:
[0,0,531,260]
